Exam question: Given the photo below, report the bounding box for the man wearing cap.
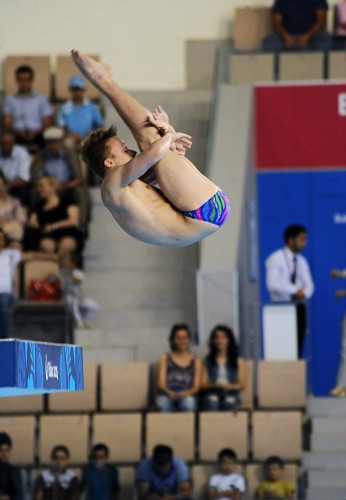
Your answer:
[57,75,104,147]
[136,444,191,500]
[0,431,23,499]
[2,65,53,154]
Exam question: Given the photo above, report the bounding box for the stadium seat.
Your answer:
[0,394,43,414]
[100,361,149,411]
[4,55,51,97]
[191,464,218,500]
[198,411,249,461]
[39,414,89,463]
[229,54,274,85]
[48,363,98,412]
[118,466,136,500]
[233,7,272,50]
[145,412,195,461]
[0,415,36,464]
[252,411,303,460]
[278,52,324,81]
[329,51,346,79]
[22,260,60,299]
[246,462,298,500]
[55,55,100,101]
[257,360,306,409]
[92,413,142,463]
[239,359,254,410]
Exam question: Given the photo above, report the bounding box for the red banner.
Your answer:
[255,83,346,169]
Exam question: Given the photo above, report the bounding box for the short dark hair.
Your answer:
[80,125,118,179]
[51,445,69,459]
[15,65,34,79]
[0,432,12,448]
[168,323,191,350]
[91,443,109,457]
[284,224,307,244]
[152,444,173,467]
[218,448,237,462]
[264,455,284,469]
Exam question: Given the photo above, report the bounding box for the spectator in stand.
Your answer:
[0,130,31,207]
[2,65,53,154]
[57,75,104,148]
[24,176,83,256]
[81,443,120,500]
[329,268,346,397]
[0,431,23,500]
[31,126,82,199]
[59,252,99,329]
[0,173,26,248]
[202,325,245,411]
[256,456,295,500]
[262,0,332,51]
[136,444,191,500]
[33,445,79,500]
[207,448,245,500]
[155,323,202,412]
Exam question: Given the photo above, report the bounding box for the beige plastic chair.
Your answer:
[48,363,98,412]
[118,466,136,500]
[145,412,195,461]
[22,260,60,300]
[4,55,51,97]
[257,360,307,409]
[199,411,249,461]
[100,361,149,411]
[229,54,274,85]
[92,413,142,463]
[0,415,36,464]
[39,414,89,463]
[0,394,43,414]
[252,411,303,461]
[279,52,324,81]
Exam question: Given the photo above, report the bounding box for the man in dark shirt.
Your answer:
[263,0,332,51]
[0,432,23,500]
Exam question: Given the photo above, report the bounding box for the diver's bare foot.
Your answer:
[70,48,114,94]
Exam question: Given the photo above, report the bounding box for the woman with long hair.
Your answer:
[202,324,245,411]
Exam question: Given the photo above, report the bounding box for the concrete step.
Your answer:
[311,434,346,452]
[308,397,346,417]
[312,417,346,435]
[305,487,346,500]
[308,469,346,489]
[303,451,346,469]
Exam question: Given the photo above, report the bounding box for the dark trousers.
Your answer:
[296,302,307,358]
[0,293,15,339]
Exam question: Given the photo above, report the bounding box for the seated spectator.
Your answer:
[333,1,346,48]
[57,75,104,148]
[0,173,26,248]
[59,252,99,329]
[0,431,23,500]
[202,325,244,411]
[329,268,346,397]
[24,176,83,255]
[207,448,245,500]
[136,444,191,500]
[2,65,53,154]
[81,443,120,500]
[31,126,82,197]
[156,323,202,412]
[33,445,79,500]
[256,456,295,500]
[0,129,31,207]
[262,0,332,52]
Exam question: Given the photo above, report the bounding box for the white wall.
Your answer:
[0,0,273,91]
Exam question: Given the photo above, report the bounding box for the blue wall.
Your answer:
[258,170,346,395]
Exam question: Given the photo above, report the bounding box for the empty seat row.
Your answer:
[0,410,304,465]
[3,54,100,100]
[0,360,307,414]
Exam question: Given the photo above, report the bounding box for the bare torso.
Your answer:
[101,172,219,247]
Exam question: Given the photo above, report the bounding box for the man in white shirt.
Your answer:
[0,130,31,206]
[265,224,314,356]
[0,229,21,338]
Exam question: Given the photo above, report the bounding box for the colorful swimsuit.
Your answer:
[182,190,231,227]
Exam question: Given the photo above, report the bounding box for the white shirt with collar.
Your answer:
[0,145,31,182]
[265,246,314,302]
[0,249,21,294]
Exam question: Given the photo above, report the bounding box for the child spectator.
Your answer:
[33,445,79,500]
[207,448,245,500]
[59,252,99,329]
[82,443,120,500]
[256,456,295,500]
